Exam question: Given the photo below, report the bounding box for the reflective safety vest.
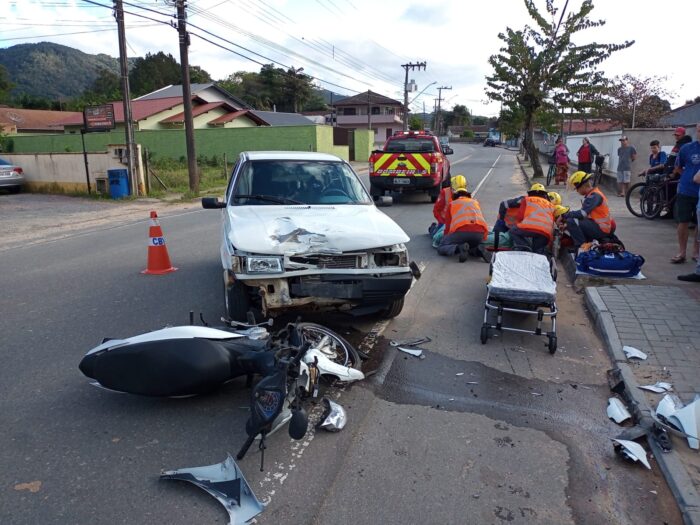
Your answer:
[448,197,488,238]
[433,186,452,224]
[504,206,520,228]
[588,187,612,233]
[516,196,555,240]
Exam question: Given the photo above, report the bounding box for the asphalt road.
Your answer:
[0,144,682,524]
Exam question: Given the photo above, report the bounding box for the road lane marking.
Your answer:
[472,154,502,197]
[450,153,473,166]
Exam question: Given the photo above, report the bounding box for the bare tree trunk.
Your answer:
[523,113,543,177]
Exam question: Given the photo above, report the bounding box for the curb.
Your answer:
[585,286,700,525]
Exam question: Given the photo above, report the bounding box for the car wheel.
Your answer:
[380,297,404,319]
[224,278,251,322]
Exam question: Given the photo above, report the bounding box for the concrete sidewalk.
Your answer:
[517,154,700,524]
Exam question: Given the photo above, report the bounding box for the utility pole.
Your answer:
[175,0,198,194]
[113,0,137,195]
[436,86,452,135]
[401,61,426,131]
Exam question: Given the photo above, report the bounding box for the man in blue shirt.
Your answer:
[672,124,700,267]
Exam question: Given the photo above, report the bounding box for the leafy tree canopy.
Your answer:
[486,0,633,176]
[601,74,673,128]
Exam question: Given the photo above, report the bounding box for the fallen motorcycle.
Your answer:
[79,317,364,397]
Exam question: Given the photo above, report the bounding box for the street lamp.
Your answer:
[409,81,437,105]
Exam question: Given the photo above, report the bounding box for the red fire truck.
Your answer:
[368,131,453,203]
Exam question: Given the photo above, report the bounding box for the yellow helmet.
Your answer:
[530,183,546,192]
[568,171,592,188]
[548,191,562,206]
[554,205,570,218]
[451,174,467,191]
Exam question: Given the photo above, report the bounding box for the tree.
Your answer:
[0,65,14,104]
[486,0,633,177]
[600,74,672,128]
[74,68,121,108]
[450,104,471,126]
[408,115,423,130]
[129,52,181,97]
[472,116,488,125]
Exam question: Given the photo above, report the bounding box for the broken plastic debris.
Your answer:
[531,392,543,397]
[317,398,347,432]
[622,346,647,360]
[397,346,425,359]
[656,394,683,423]
[638,382,672,394]
[160,454,264,525]
[669,399,700,450]
[612,439,651,469]
[607,398,632,424]
[455,373,464,376]
[466,381,479,385]
[390,336,431,347]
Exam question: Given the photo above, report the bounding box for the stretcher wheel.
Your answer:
[480,324,489,344]
[547,333,557,354]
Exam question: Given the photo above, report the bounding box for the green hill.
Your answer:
[0,42,121,100]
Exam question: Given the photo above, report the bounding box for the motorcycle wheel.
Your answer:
[297,322,361,369]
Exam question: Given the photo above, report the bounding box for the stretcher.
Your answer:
[480,251,558,354]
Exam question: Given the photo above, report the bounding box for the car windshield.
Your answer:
[0,158,12,166]
[231,159,372,206]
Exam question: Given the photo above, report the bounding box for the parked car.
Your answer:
[0,157,25,193]
[483,138,500,147]
[202,151,419,322]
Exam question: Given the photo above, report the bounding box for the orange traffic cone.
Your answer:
[141,211,177,275]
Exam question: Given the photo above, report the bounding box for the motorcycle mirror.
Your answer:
[288,408,308,440]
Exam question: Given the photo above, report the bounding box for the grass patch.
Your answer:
[147,158,228,195]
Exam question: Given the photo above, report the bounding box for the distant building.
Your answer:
[560,119,620,134]
[0,106,81,134]
[658,100,700,128]
[331,90,404,143]
[58,83,317,133]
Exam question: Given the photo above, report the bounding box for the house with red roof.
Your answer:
[0,107,82,134]
[58,83,315,133]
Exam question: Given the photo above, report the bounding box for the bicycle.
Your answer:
[592,154,608,187]
[625,172,676,219]
[639,176,677,219]
[545,153,556,186]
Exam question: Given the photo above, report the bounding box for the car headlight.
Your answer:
[246,256,283,274]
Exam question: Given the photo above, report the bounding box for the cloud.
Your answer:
[400,3,449,26]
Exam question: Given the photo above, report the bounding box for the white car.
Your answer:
[203,151,418,322]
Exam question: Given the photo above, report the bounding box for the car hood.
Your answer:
[226,205,410,255]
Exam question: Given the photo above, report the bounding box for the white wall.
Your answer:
[2,150,143,193]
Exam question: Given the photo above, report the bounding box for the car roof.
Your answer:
[243,151,344,162]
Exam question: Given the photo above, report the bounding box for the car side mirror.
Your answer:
[202,197,226,209]
[376,195,393,207]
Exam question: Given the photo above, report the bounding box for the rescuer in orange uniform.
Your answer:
[563,171,614,248]
[437,179,489,262]
[494,191,560,234]
[507,183,556,254]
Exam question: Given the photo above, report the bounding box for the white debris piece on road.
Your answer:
[669,399,700,450]
[638,382,672,394]
[607,398,632,424]
[622,346,647,360]
[397,346,425,359]
[612,439,651,470]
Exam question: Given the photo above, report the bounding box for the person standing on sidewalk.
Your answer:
[616,136,637,197]
[674,123,700,270]
[554,137,569,185]
[577,137,599,175]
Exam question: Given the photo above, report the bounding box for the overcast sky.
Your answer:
[2,0,698,117]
